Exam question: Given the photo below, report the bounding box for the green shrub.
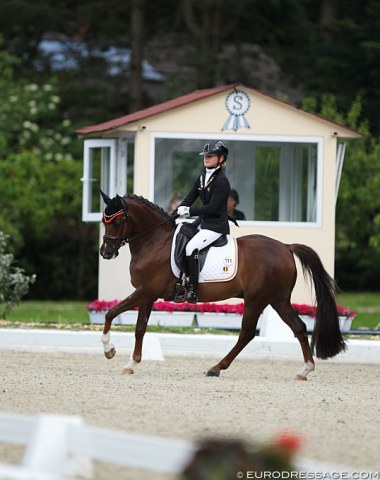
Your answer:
[0,231,35,318]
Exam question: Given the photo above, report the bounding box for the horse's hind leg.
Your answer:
[272,300,315,380]
[207,300,265,377]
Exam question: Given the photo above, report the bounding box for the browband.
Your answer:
[102,209,125,224]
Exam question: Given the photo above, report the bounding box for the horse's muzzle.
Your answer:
[100,245,120,260]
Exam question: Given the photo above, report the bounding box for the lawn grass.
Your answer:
[336,292,380,330]
[3,293,380,331]
[6,301,89,325]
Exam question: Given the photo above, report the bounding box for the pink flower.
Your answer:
[86,299,354,318]
[292,303,317,317]
[273,432,303,453]
[337,304,356,318]
[86,299,120,312]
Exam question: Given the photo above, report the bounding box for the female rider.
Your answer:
[176,140,230,303]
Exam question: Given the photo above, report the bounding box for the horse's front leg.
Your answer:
[122,302,154,375]
[101,289,148,360]
[101,311,118,360]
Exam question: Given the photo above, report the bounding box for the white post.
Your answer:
[259,305,294,339]
[22,414,93,479]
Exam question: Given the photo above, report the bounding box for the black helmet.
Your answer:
[199,140,228,158]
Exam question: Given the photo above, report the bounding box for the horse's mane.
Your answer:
[125,194,171,219]
[104,193,172,219]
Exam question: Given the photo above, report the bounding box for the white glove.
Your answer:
[177,206,190,217]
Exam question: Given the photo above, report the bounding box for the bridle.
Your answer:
[102,207,178,248]
[102,209,129,247]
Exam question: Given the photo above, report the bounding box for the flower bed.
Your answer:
[292,303,355,319]
[86,299,355,330]
[87,299,354,317]
[87,299,120,313]
[86,300,244,326]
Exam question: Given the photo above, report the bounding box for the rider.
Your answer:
[176,140,230,303]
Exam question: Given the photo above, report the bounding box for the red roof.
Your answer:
[76,84,237,135]
[76,83,362,138]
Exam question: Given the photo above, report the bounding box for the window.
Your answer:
[153,136,321,223]
[81,137,135,222]
[82,139,116,221]
[154,138,202,211]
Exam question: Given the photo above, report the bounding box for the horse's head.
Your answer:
[100,191,176,259]
[99,191,129,259]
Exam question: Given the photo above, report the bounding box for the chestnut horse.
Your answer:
[99,192,346,379]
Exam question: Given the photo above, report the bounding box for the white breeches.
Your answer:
[185,229,222,256]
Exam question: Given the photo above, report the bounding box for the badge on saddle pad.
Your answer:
[170,224,238,283]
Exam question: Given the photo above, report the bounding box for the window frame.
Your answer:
[82,138,117,221]
[150,132,324,227]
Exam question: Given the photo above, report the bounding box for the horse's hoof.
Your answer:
[104,348,116,359]
[206,369,220,377]
[295,374,307,381]
[122,367,134,375]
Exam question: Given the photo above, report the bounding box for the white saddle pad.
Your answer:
[170,224,238,283]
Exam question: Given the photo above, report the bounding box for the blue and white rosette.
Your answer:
[222,89,251,131]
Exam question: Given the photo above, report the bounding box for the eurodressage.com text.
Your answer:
[236,471,379,479]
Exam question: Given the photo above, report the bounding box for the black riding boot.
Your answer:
[186,250,199,303]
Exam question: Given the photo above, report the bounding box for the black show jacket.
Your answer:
[179,168,230,234]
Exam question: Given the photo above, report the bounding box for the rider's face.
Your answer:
[203,154,219,168]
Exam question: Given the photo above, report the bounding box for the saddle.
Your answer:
[167,222,237,302]
[174,222,227,275]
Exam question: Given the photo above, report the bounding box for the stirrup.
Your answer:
[173,279,187,303]
[185,286,198,304]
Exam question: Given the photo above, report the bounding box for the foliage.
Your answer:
[0,46,78,159]
[86,299,120,313]
[292,304,355,319]
[0,48,98,299]
[182,432,301,479]
[87,300,245,314]
[0,232,35,318]
[303,94,380,290]
[86,299,355,317]
[1,1,380,134]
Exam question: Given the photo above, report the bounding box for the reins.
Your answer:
[102,210,178,247]
[124,214,177,244]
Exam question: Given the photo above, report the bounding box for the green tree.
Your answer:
[0,49,98,299]
[0,231,35,318]
[303,94,380,289]
[1,0,380,134]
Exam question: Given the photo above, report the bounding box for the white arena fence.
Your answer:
[0,412,196,479]
[0,412,366,480]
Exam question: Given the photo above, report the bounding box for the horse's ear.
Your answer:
[100,190,111,205]
[116,194,127,210]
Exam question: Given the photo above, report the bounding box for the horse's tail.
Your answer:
[288,244,346,359]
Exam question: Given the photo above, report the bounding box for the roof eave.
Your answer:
[75,83,238,137]
[75,83,363,139]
